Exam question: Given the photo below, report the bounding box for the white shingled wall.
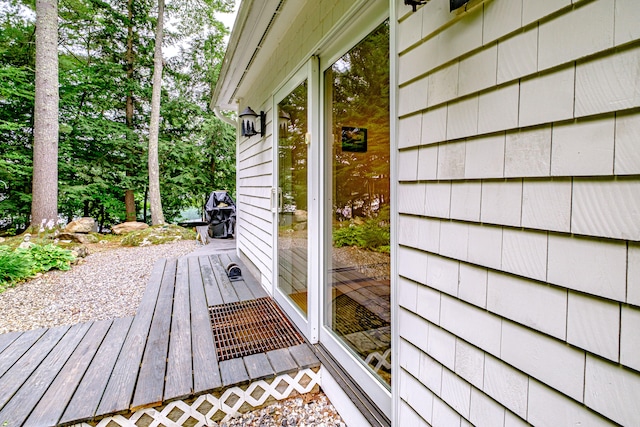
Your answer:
[395,0,640,425]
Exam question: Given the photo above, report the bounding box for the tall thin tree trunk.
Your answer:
[148,0,165,225]
[31,0,59,228]
[124,0,137,222]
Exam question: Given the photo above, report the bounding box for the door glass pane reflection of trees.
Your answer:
[278,80,308,316]
[326,22,391,387]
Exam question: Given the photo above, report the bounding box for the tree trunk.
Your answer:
[148,0,165,225]
[124,0,137,222]
[125,189,136,221]
[31,0,59,229]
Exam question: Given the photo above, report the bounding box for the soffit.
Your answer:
[211,0,308,111]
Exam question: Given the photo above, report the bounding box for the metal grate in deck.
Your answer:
[209,297,304,361]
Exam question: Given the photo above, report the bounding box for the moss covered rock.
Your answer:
[120,224,196,247]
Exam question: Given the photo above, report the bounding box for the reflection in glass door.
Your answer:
[325,22,391,387]
[277,80,309,316]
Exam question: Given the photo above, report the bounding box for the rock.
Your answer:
[112,221,149,235]
[294,210,308,223]
[71,246,89,259]
[0,237,4,243]
[58,232,99,244]
[64,217,97,234]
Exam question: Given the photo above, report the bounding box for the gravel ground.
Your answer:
[0,240,196,334]
[215,393,345,427]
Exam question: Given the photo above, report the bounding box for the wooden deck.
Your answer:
[0,252,319,427]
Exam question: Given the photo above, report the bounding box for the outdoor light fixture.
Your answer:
[239,106,266,137]
[405,0,470,12]
[449,0,470,11]
[278,109,291,135]
[404,0,427,12]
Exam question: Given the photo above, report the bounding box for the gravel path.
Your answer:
[0,240,196,334]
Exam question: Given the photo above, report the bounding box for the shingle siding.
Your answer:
[396,0,640,424]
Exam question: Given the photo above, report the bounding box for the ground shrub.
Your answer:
[333,218,390,253]
[0,244,75,291]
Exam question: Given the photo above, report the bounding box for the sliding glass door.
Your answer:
[275,78,309,322]
[323,20,392,398]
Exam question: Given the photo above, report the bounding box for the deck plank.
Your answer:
[209,255,239,303]
[219,252,254,301]
[199,255,224,306]
[0,325,69,412]
[219,358,249,386]
[288,344,320,369]
[228,253,268,299]
[26,320,112,427]
[61,316,133,424]
[188,256,222,394]
[266,348,298,374]
[0,331,21,358]
[164,257,193,402]
[131,258,177,410]
[0,328,46,380]
[0,322,90,425]
[97,259,168,415]
[243,353,274,380]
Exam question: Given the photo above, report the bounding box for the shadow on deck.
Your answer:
[0,239,320,427]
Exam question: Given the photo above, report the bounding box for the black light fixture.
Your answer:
[239,106,266,137]
[450,0,470,11]
[405,0,427,12]
[278,109,291,135]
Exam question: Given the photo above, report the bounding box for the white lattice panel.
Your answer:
[72,368,321,427]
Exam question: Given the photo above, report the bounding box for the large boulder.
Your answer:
[58,232,99,244]
[112,221,149,235]
[64,217,97,234]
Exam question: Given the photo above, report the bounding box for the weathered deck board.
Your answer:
[0,325,70,412]
[26,320,112,427]
[289,344,319,369]
[244,353,274,380]
[209,255,239,303]
[0,331,21,357]
[0,328,46,380]
[132,258,177,410]
[266,348,298,374]
[96,259,167,415]
[228,253,268,299]
[220,358,249,386]
[0,322,90,425]
[218,251,255,299]
[188,256,222,394]
[200,255,224,306]
[60,316,133,424]
[165,257,193,402]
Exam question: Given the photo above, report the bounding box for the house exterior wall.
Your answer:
[235,0,354,286]
[395,0,640,425]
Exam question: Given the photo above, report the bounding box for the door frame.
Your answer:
[317,1,392,416]
[272,61,319,342]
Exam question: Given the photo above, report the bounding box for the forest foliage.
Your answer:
[0,0,237,234]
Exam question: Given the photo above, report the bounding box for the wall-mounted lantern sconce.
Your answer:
[404,0,427,12]
[405,0,470,12]
[278,109,291,136]
[449,0,470,11]
[239,106,266,137]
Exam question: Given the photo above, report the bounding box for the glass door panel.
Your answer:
[324,22,391,387]
[277,80,309,316]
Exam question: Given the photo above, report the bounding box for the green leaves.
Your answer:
[0,244,75,291]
